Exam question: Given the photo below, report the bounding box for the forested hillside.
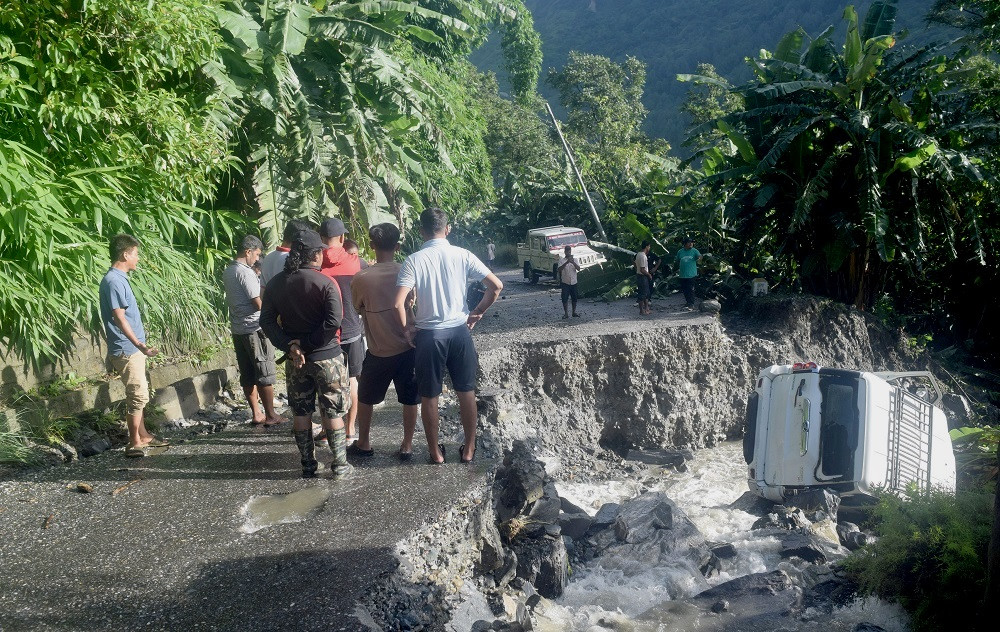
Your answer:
[472,0,947,146]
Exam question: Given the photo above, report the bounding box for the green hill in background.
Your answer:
[471,0,951,149]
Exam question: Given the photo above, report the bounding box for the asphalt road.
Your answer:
[0,405,491,632]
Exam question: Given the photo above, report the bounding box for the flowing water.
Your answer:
[532,442,911,632]
[239,486,331,534]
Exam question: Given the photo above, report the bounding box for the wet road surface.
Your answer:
[0,407,491,631]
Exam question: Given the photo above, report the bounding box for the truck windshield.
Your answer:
[547,233,585,249]
[819,378,860,479]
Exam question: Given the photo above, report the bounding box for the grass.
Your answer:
[0,401,128,467]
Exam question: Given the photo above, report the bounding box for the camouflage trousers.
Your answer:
[286,355,351,419]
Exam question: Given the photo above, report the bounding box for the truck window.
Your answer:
[743,391,759,464]
[532,237,540,250]
[547,232,585,249]
[819,378,860,479]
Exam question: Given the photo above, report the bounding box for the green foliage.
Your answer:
[498,0,543,102]
[843,486,993,631]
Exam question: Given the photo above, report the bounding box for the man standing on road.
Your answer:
[635,241,653,316]
[349,223,420,460]
[557,245,581,319]
[486,239,496,272]
[319,218,365,446]
[261,230,352,479]
[223,235,281,427]
[394,208,503,464]
[99,234,165,458]
[260,220,312,287]
[675,236,703,310]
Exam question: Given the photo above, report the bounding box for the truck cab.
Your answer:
[744,363,956,502]
[517,226,607,284]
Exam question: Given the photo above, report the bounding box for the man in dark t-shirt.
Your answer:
[261,230,351,479]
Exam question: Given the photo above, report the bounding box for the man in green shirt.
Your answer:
[675,236,702,310]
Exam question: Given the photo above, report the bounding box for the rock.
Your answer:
[751,506,812,531]
[513,536,568,598]
[493,550,518,588]
[588,502,621,534]
[494,442,547,523]
[76,483,94,494]
[700,551,721,577]
[708,542,738,559]
[543,523,561,538]
[52,439,78,462]
[559,497,587,515]
[558,512,594,539]
[479,520,506,572]
[521,581,541,608]
[854,624,887,632]
[802,577,859,613]
[710,599,729,613]
[78,437,112,458]
[784,488,840,521]
[728,491,775,516]
[612,494,673,543]
[624,448,693,468]
[700,299,722,313]
[29,442,66,466]
[779,534,828,564]
[527,488,561,525]
[843,531,873,551]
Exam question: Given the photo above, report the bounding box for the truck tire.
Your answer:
[530,271,539,284]
[523,261,532,280]
[552,263,559,280]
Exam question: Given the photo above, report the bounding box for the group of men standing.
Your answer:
[99,208,502,478]
[635,237,703,315]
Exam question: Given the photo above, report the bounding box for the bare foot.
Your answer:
[250,416,266,425]
[262,416,283,427]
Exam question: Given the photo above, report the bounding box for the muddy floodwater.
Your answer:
[239,484,332,534]
[532,442,910,632]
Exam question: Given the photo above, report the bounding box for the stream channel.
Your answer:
[526,443,910,632]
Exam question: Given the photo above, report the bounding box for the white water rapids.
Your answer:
[532,442,911,632]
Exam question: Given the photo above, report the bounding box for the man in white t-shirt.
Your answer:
[394,208,503,464]
[635,242,653,316]
[557,245,581,319]
[486,239,496,271]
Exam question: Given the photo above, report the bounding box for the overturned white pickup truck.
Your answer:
[744,363,956,502]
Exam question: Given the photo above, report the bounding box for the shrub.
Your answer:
[842,486,993,631]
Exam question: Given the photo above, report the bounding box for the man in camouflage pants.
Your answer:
[261,229,352,478]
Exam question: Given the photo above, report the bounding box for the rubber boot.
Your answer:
[326,426,353,479]
[293,429,318,478]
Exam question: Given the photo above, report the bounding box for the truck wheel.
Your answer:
[523,261,531,280]
[530,271,539,284]
[552,263,559,280]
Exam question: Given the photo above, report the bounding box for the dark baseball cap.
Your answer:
[293,229,325,250]
[319,218,347,238]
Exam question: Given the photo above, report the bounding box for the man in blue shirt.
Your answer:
[675,236,703,310]
[99,234,164,457]
[394,208,503,464]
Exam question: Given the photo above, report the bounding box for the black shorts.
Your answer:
[358,349,420,406]
[636,275,651,300]
[413,325,478,398]
[560,282,578,303]
[232,330,276,388]
[341,338,365,378]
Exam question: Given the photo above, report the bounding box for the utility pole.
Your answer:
[545,102,608,241]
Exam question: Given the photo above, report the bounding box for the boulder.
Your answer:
[708,542,738,559]
[700,299,722,313]
[558,512,594,539]
[751,506,812,531]
[78,437,112,458]
[612,494,673,544]
[779,534,828,564]
[478,519,506,573]
[784,488,840,522]
[559,497,587,515]
[587,502,621,535]
[729,491,775,516]
[494,442,547,523]
[513,537,568,599]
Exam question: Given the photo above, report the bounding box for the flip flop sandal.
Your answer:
[460,444,476,464]
[124,446,146,458]
[428,444,446,465]
[145,438,170,447]
[347,444,375,457]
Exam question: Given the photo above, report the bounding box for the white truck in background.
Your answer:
[744,363,956,502]
[517,226,607,284]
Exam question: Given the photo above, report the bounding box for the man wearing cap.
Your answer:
[394,208,503,464]
[261,229,352,479]
[318,217,365,446]
[223,234,281,426]
[675,237,703,310]
[349,223,420,460]
[260,219,312,287]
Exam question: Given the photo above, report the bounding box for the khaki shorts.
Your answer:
[286,355,350,420]
[109,351,150,415]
